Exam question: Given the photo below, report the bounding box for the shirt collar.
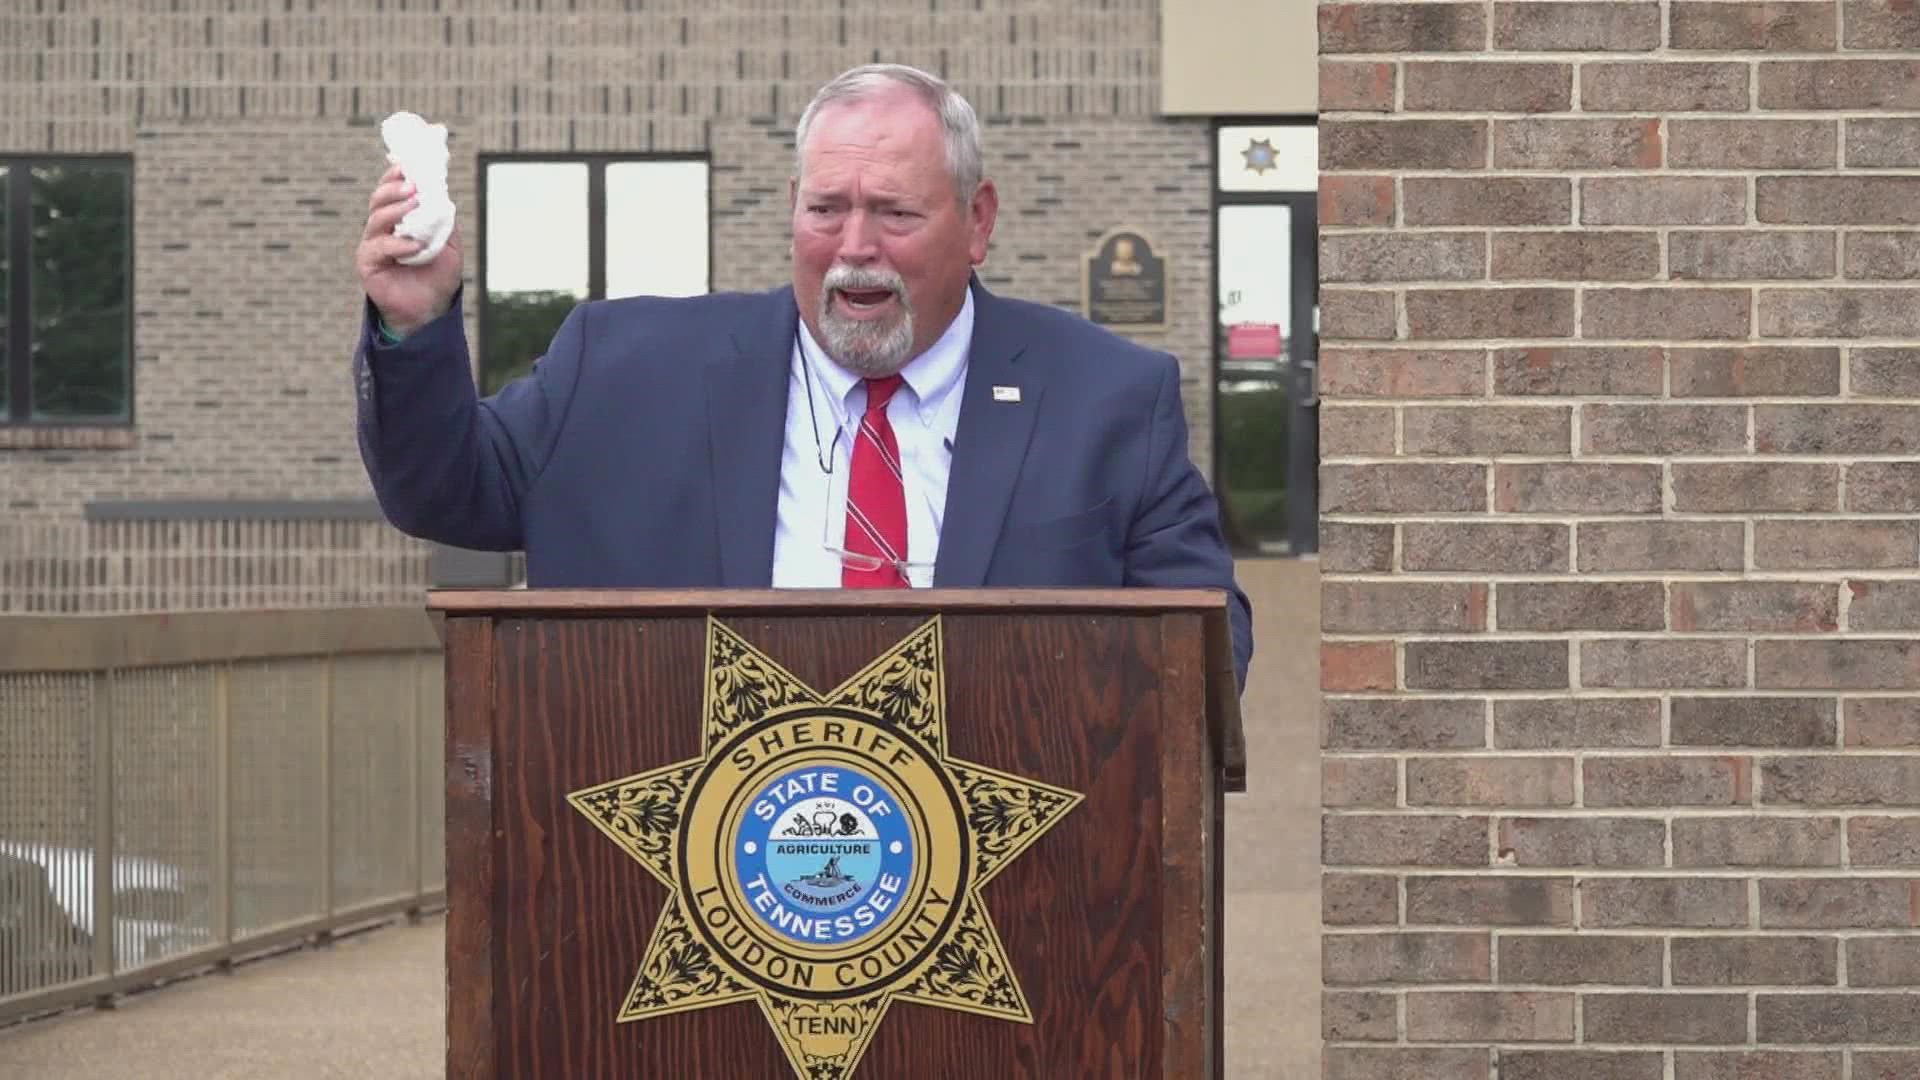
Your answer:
[797,286,974,423]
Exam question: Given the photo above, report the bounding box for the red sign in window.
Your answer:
[1227,322,1283,359]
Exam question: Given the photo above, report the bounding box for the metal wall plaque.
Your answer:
[1082,227,1168,331]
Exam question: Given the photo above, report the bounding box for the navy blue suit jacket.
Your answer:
[354,279,1253,688]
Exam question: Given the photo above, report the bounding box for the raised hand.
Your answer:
[356,163,463,338]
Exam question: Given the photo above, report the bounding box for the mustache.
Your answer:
[822,265,906,297]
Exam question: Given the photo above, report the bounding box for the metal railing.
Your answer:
[0,608,446,1023]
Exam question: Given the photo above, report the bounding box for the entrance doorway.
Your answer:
[1211,122,1318,557]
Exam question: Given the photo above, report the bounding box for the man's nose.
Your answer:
[836,210,881,263]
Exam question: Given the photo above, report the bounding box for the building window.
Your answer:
[1,156,134,425]
[478,154,710,395]
[1211,123,1317,557]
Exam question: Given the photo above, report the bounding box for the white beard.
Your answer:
[816,267,915,377]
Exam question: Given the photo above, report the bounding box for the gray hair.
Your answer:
[794,63,985,205]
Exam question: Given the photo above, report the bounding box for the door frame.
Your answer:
[1208,118,1319,557]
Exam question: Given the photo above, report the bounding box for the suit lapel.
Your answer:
[935,281,1042,587]
[708,288,798,587]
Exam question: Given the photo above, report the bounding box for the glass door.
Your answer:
[1213,166,1318,557]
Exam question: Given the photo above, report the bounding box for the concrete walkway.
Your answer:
[0,918,446,1080]
[0,560,1322,1079]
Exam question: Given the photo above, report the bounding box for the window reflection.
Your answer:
[479,158,711,395]
[482,162,588,394]
[484,162,589,297]
[1217,375,1291,553]
[1,166,9,416]
[28,162,131,421]
[606,160,707,300]
[1216,202,1295,554]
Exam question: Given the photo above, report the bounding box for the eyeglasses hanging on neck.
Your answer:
[818,454,941,586]
[797,332,944,586]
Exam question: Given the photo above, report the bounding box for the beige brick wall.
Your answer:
[0,0,1214,609]
[1319,2,1920,1076]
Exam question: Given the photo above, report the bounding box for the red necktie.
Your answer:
[843,375,909,588]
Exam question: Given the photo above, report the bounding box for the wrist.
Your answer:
[374,304,442,344]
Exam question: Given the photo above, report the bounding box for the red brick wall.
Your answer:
[1318,2,1920,1076]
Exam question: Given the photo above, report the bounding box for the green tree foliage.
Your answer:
[481,289,578,395]
[1215,375,1291,552]
[29,163,131,420]
[1,168,9,415]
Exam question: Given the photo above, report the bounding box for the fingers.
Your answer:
[362,193,418,241]
[367,175,415,213]
[359,233,427,267]
[376,234,427,263]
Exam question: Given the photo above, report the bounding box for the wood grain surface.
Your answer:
[1158,614,1214,1080]
[444,607,1223,1078]
[443,618,497,1080]
[426,587,1228,615]
[428,586,1247,790]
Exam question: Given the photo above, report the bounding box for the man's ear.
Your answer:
[967,179,999,267]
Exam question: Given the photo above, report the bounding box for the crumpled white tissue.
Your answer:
[381,111,456,266]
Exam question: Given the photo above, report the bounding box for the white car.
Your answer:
[0,841,212,974]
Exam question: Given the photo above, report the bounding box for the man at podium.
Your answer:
[350,62,1253,690]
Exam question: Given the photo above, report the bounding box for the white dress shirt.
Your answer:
[770,289,973,588]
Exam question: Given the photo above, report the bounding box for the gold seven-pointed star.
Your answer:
[568,616,1083,1080]
[1241,136,1278,175]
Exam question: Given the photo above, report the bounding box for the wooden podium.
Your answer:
[429,588,1245,1079]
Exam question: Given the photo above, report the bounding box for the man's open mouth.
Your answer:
[834,288,897,312]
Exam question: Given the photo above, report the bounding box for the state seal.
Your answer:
[567,616,1082,1080]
